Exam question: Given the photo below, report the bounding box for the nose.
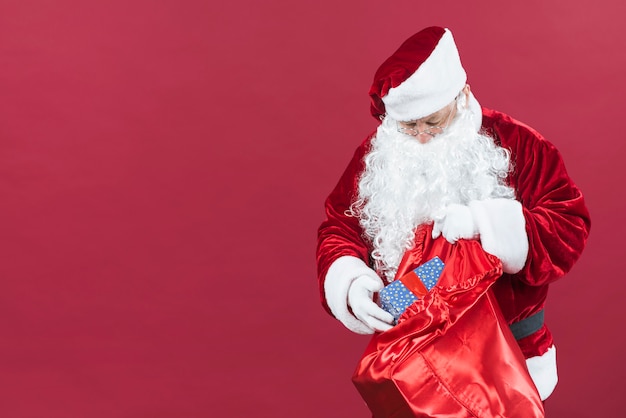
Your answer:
[414,133,433,144]
[415,121,432,142]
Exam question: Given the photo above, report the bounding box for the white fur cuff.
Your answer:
[469,199,529,274]
[324,256,380,335]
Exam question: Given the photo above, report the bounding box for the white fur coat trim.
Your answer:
[527,345,558,400]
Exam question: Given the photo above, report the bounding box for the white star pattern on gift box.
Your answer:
[379,281,418,320]
[414,256,444,291]
[379,257,445,322]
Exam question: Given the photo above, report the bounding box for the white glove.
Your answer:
[432,203,479,244]
[348,275,394,333]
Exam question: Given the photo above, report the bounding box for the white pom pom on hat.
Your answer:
[369,27,468,122]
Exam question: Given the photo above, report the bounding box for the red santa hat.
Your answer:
[369,27,467,121]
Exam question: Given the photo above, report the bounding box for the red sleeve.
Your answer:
[486,110,591,286]
[315,136,374,314]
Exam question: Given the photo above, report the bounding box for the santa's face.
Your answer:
[351,101,514,281]
[395,100,457,144]
[394,84,471,144]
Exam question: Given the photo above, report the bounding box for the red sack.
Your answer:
[352,226,544,417]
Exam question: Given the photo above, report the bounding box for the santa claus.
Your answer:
[316,26,590,408]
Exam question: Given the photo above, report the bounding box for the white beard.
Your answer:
[351,106,515,281]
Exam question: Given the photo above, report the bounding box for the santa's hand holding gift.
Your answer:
[316,26,590,412]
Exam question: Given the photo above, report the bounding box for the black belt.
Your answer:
[509,309,544,340]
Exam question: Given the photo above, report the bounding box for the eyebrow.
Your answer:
[425,114,444,123]
[405,111,446,124]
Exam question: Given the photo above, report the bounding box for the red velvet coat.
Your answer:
[316,107,591,359]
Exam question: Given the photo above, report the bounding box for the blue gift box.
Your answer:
[379,256,445,322]
[379,280,418,321]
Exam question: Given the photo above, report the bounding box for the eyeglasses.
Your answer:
[396,101,456,138]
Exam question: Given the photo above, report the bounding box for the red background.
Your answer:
[1,1,624,416]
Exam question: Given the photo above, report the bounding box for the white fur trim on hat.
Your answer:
[383,29,467,121]
[469,199,529,274]
[526,345,558,400]
[323,256,381,335]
